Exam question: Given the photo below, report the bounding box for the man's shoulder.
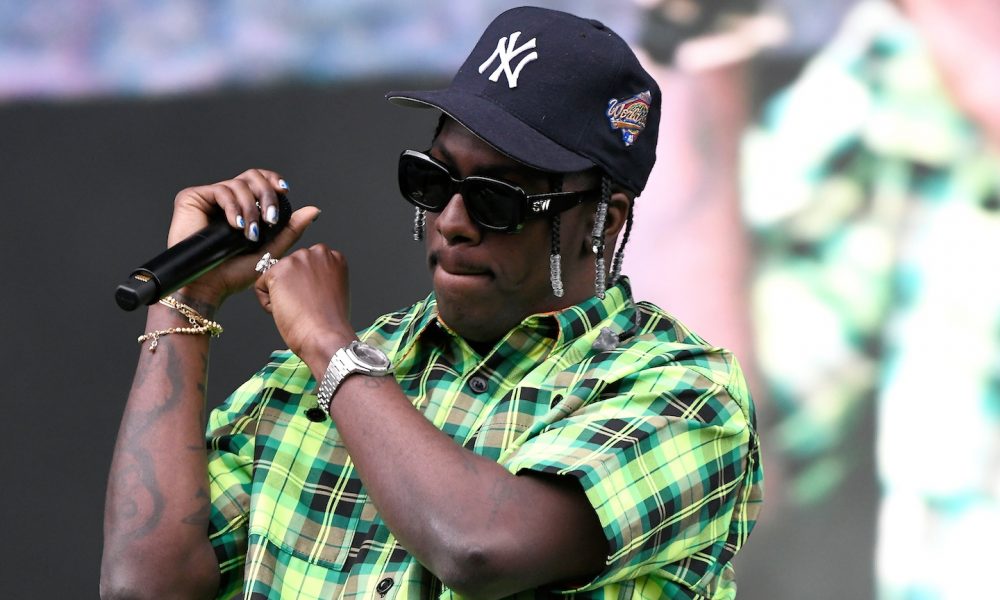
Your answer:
[625,300,727,360]
[614,299,750,402]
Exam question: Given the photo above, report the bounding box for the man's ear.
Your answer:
[601,191,633,259]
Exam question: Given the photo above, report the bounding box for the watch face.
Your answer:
[352,342,391,369]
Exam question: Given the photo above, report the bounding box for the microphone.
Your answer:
[115,194,292,311]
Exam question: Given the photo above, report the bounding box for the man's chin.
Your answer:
[434,298,508,345]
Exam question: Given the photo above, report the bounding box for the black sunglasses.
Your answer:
[398,149,599,233]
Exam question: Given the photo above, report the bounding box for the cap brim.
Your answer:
[386,89,595,174]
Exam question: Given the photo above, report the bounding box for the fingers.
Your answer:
[223,169,289,241]
[252,241,332,314]
[262,206,322,258]
[235,168,288,228]
[247,204,321,313]
[253,243,349,323]
[254,274,273,314]
[210,183,255,239]
[174,169,290,242]
[171,169,317,302]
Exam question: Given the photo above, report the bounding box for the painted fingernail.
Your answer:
[248,222,260,242]
[278,179,290,191]
[266,205,279,224]
[236,215,245,228]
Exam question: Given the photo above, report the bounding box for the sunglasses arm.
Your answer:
[528,191,595,217]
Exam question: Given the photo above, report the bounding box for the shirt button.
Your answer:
[376,577,394,596]
[305,407,327,422]
[468,376,489,394]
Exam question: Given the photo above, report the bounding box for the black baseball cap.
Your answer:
[387,6,660,195]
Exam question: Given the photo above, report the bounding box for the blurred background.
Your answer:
[3,1,997,598]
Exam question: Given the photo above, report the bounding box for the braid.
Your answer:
[412,207,425,241]
[610,200,634,283]
[549,173,565,297]
[591,176,611,299]
[550,215,564,297]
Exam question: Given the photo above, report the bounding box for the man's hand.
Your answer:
[254,244,357,372]
[169,168,321,307]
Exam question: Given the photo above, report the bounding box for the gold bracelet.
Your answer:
[137,296,223,352]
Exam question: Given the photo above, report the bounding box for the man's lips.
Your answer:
[429,252,493,277]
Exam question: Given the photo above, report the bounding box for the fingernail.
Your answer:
[266,205,279,224]
[278,179,290,191]
[313,209,322,222]
[236,215,245,228]
[248,222,260,242]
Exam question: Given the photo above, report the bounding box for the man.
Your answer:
[101,7,762,599]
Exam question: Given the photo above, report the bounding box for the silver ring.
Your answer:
[255,252,279,274]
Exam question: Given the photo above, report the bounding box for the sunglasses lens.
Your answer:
[398,151,527,232]
[462,180,522,231]
[400,155,452,210]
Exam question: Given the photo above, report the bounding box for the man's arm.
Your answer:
[100,302,221,599]
[100,170,319,599]
[255,246,608,599]
[330,373,609,598]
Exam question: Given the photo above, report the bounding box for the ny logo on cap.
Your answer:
[478,31,538,89]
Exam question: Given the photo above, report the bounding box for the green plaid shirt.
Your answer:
[205,279,763,599]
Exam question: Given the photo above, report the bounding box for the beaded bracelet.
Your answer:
[138,296,223,352]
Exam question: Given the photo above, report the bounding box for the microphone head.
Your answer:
[115,272,160,312]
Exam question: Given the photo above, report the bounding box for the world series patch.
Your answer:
[606,91,651,147]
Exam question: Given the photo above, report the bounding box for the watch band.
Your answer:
[316,346,354,413]
[316,340,393,414]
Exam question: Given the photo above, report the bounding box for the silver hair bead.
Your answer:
[595,256,606,299]
[591,201,608,256]
[550,253,564,298]
[412,207,425,241]
[591,182,610,298]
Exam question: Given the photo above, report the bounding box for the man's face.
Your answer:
[424,119,598,344]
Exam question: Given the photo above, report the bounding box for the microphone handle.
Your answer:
[115,195,291,311]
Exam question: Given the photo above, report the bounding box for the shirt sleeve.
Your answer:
[205,374,265,599]
[502,362,759,595]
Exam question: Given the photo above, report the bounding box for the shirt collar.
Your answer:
[410,277,634,353]
[537,277,633,349]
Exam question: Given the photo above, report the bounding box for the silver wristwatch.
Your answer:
[316,340,393,413]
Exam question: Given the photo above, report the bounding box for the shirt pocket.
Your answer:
[248,397,368,569]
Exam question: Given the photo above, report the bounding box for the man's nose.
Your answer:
[433,192,483,245]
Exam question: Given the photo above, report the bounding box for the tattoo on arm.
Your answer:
[111,445,166,540]
[181,487,211,527]
[197,351,209,430]
[127,343,202,438]
[132,357,150,390]
[486,476,516,526]
[112,340,211,541]
[363,377,387,389]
